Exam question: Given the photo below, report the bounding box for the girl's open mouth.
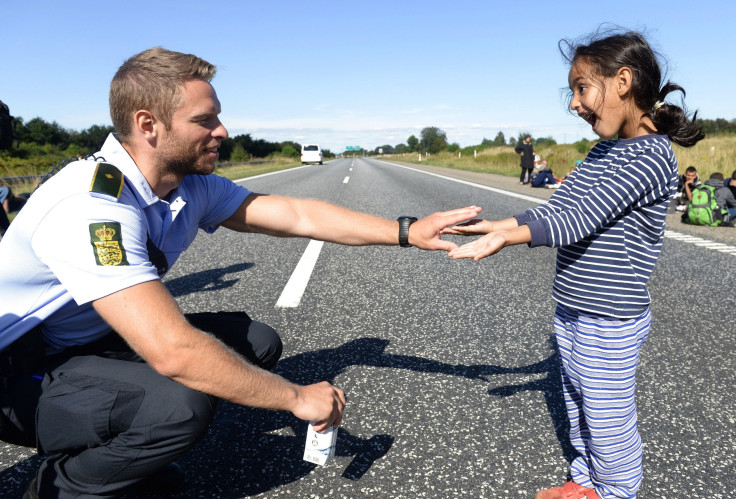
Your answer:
[579,110,597,127]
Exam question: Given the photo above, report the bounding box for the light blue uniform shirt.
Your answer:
[0,134,250,352]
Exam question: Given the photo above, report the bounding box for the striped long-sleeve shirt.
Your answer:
[515,134,678,319]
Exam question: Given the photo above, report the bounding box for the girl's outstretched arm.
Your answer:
[447,224,531,261]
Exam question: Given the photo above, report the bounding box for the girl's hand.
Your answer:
[447,231,509,260]
[440,219,493,236]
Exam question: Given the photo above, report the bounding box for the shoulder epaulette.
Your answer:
[89,162,124,200]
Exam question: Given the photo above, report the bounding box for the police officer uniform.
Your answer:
[0,134,282,497]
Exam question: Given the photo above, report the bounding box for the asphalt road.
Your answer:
[1,158,734,498]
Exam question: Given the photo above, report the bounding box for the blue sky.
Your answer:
[1,1,734,153]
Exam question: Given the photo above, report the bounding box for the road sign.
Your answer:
[346,146,353,150]
[354,146,361,151]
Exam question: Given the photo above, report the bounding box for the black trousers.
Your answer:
[2,311,282,498]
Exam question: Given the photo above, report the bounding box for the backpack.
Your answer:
[686,184,728,226]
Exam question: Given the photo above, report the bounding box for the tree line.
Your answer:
[0,113,334,161]
[696,117,736,135]
[371,127,559,156]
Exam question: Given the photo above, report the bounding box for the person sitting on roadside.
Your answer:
[0,186,28,237]
[674,165,701,212]
[530,160,562,188]
[705,172,736,221]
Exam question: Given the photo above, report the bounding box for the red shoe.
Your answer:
[535,480,600,499]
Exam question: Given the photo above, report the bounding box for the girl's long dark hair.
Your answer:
[560,29,704,147]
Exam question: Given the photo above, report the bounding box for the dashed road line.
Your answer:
[664,230,736,255]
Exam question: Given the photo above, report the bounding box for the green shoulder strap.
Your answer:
[89,163,124,200]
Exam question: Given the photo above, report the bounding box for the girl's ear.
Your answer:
[616,67,634,97]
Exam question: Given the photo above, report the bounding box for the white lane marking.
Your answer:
[343,176,350,184]
[377,159,736,257]
[664,231,736,255]
[349,168,353,172]
[276,240,325,308]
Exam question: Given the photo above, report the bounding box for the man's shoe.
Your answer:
[535,480,600,499]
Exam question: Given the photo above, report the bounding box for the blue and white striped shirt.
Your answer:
[515,134,677,319]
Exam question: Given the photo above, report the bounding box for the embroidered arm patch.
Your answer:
[89,222,129,266]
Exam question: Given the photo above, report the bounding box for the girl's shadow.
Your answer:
[486,334,577,463]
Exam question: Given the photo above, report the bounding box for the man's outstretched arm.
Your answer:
[221,193,482,251]
[93,280,345,431]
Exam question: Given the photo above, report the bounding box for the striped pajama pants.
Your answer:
[554,304,652,499]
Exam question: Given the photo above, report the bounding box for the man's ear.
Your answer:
[616,67,633,97]
[132,110,158,139]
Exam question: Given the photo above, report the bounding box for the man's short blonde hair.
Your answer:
[109,47,216,142]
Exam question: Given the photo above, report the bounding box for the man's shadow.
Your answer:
[164,262,254,297]
[169,336,576,497]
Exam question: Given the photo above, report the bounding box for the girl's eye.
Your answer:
[578,85,586,94]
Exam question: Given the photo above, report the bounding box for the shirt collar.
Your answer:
[98,133,160,207]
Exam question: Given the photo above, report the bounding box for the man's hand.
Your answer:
[408,206,482,251]
[291,381,346,432]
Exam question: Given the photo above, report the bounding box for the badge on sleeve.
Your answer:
[89,222,129,266]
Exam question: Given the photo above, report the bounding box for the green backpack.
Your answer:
[687,184,727,226]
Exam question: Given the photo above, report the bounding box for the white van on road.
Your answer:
[301,144,323,165]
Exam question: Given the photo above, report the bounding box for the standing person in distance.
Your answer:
[444,30,703,499]
[0,47,482,498]
[515,134,535,184]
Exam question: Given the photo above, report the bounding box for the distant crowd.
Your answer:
[673,166,736,226]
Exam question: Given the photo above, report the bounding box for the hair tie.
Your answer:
[653,101,665,111]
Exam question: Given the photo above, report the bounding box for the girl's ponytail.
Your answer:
[648,82,704,148]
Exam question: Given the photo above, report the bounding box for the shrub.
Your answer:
[281,145,298,158]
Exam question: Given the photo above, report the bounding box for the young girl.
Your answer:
[444,30,703,499]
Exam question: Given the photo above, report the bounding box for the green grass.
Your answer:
[214,158,302,181]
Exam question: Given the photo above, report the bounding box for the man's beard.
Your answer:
[160,133,215,177]
[163,152,213,177]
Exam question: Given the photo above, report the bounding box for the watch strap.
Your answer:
[397,216,418,247]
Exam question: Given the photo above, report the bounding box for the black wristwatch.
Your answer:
[397,216,418,247]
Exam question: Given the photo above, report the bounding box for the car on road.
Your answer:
[301,144,323,165]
